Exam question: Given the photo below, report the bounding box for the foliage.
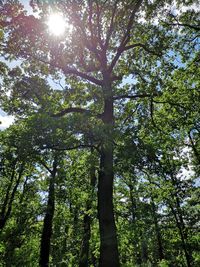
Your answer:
[0,0,199,266]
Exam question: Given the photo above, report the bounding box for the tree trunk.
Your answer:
[79,157,96,267]
[79,212,91,267]
[97,80,120,267]
[170,204,191,267]
[151,199,164,261]
[170,175,192,267]
[128,181,139,264]
[0,164,24,231]
[141,239,148,263]
[39,159,57,267]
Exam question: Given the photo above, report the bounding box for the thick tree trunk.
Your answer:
[98,81,120,267]
[98,149,119,267]
[39,159,57,267]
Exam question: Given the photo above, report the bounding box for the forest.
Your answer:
[0,0,199,266]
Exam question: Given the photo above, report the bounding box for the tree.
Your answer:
[0,0,199,266]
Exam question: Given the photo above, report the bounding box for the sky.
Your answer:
[0,109,14,130]
[21,0,33,14]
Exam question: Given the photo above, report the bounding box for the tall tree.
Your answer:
[0,1,199,266]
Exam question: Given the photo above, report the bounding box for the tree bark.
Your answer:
[98,79,120,267]
[79,211,91,267]
[170,175,192,267]
[161,171,192,267]
[170,204,192,267]
[151,199,164,261]
[39,158,57,267]
[0,163,24,231]
[79,157,96,267]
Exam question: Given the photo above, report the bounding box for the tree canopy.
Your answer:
[0,0,199,266]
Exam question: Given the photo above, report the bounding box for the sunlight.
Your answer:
[47,13,66,36]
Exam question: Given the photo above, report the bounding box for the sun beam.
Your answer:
[47,13,66,36]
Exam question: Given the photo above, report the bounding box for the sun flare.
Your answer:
[47,13,66,36]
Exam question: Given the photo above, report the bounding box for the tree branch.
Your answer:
[41,143,100,153]
[18,52,103,86]
[124,43,162,56]
[188,130,200,165]
[61,65,103,86]
[52,107,91,117]
[96,1,104,49]
[71,10,102,61]
[166,22,200,31]
[114,93,160,100]
[109,0,143,72]
[153,99,186,109]
[52,107,102,119]
[104,0,119,49]
[39,160,53,175]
